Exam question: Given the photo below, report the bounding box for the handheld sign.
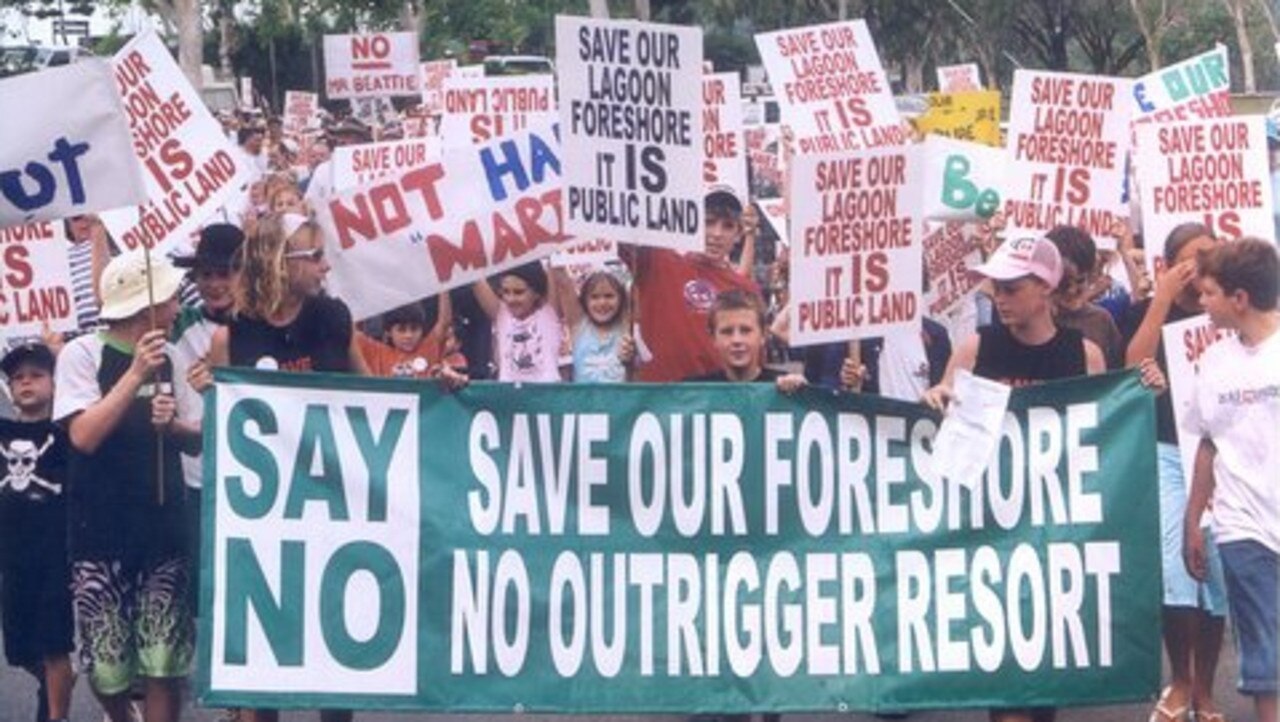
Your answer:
[312,124,568,321]
[919,135,1006,222]
[324,32,421,100]
[1003,70,1132,239]
[0,222,77,338]
[788,146,922,347]
[1132,46,1231,125]
[937,63,982,93]
[102,29,251,254]
[754,20,905,155]
[914,90,1002,147]
[1135,116,1275,273]
[557,16,705,252]
[421,59,458,116]
[1162,313,1233,475]
[701,72,749,205]
[441,75,557,150]
[331,137,442,191]
[922,220,983,322]
[0,60,147,226]
[283,91,319,135]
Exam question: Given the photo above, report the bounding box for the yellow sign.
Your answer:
[913,90,1002,147]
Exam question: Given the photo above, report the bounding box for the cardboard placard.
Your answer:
[0,221,77,337]
[331,137,443,191]
[1003,70,1132,239]
[919,135,1006,222]
[1162,313,1232,475]
[102,29,251,253]
[0,60,147,226]
[755,20,905,155]
[701,72,749,204]
[557,17,705,252]
[937,63,982,93]
[324,32,422,100]
[420,59,457,116]
[440,75,557,149]
[788,146,922,346]
[1135,116,1275,273]
[283,91,318,134]
[1132,47,1231,126]
[922,220,982,320]
[913,90,1002,147]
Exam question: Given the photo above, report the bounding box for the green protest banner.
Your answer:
[198,369,1159,713]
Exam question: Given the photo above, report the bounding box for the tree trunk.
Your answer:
[1222,0,1256,92]
[150,0,204,88]
[1128,0,1163,70]
[633,0,650,20]
[588,0,610,18]
[218,2,234,81]
[400,0,425,37]
[1253,0,1279,44]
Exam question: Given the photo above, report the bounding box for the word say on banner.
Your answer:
[206,382,421,700]
[755,20,905,155]
[101,29,250,254]
[788,147,921,346]
[324,32,421,100]
[313,124,569,321]
[557,16,705,252]
[1003,70,1132,240]
[0,222,76,337]
[701,72,748,202]
[1135,116,1275,273]
[0,60,147,225]
[441,75,557,149]
[201,371,1160,712]
[1162,314,1233,475]
[332,137,442,191]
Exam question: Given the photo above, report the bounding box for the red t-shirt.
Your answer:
[357,330,446,378]
[634,249,760,382]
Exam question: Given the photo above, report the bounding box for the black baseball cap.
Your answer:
[705,185,743,216]
[173,224,245,271]
[1,343,55,377]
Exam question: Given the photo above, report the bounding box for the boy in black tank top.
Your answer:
[923,237,1164,722]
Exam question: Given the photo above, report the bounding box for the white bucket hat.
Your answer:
[98,251,184,321]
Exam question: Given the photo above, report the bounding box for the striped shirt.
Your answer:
[66,240,99,332]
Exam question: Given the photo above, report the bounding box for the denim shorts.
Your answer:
[1219,539,1278,695]
[1157,443,1227,615]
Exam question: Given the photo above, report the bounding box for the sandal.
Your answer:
[1150,688,1191,722]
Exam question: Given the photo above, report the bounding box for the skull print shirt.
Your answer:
[0,419,68,569]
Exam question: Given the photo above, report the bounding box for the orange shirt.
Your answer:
[357,331,445,378]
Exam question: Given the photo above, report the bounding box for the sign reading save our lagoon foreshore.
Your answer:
[199,371,1160,712]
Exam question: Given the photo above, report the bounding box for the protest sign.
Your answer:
[937,63,982,93]
[1132,47,1231,125]
[240,76,254,108]
[312,124,568,320]
[745,124,785,199]
[701,72,749,203]
[558,17,705,252]
[0,222,77,337]
[922,220,983,321]
[913,90,1002,147]
[331,137,442,191]
[324,32,421,100]
[421,60,458,115]
[441,75,557,149]
[1134,116,1275,273]
[788,146,921,346]
[754,20,905,155]
[102,29,251,253]
[549,237,618,268]
[1162,314,1232,475]
[283,91,319,134]
[919,135,1006,222]
[1003,70,1132,239]
[200,369,1160,712]
[0,60,147,226]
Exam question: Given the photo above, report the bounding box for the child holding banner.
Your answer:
[631,189,760,382]
[1123,223,1228,722]
[1184,239,1279,722]
[472,262,566,383]
[563,270,635,383]
[0,343,74,722]
[688,288,804,392]
[52,252,199,722]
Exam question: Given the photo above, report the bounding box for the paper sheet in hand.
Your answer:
[929,369,1011,489]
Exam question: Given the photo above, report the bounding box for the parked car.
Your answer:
[0,45,37,77]
[31,45,90,69]
[483,55,554,76]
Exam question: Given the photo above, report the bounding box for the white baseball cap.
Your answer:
[970,236,1063,288]
[98,251,184,321]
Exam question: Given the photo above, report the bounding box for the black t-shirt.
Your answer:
[973,325,1087,386]
[228,295,354,372]
[1121,298,1195,444]
[0,419,69,570]
[59,339,187,562]
[687,367,787,383]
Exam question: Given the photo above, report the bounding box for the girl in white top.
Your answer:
[473,262,565,383]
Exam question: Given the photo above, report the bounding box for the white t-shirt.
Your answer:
[1190,327,1280,553]
[494,303,563,383]
[53,333,201,430]
[877,326,931,403]
[171,309,218,488]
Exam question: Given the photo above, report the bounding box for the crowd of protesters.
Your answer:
[0,77,1276,722]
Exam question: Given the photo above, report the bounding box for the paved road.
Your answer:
[0,623,1255,722]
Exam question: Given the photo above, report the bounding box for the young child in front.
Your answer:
[358,296,457,379]
[564,270,634,383]
[1184,238,1279,722]
[688,288,804,392]
[0,343,74,722]
[473,262,565,383]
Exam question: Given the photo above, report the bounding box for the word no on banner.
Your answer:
[1003,70,1132,239]
[788,146,922,346]
[104,29,250,253]
[557,16,705,253]
[312,124,568,322]
[200,370,1160,712]
[754,20,905,155]
[324,33,421,100]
